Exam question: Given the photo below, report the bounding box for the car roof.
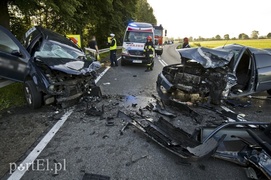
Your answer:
[34,26,81,50]
[128,22,153,28]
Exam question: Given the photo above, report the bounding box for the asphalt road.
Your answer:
[5,44,271,180]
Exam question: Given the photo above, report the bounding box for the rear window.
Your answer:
[254,54,271,68]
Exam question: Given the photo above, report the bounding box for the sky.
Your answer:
[147,0,271,39]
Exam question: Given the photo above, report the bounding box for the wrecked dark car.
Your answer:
[0,25,101,109]
[157,44,271,104]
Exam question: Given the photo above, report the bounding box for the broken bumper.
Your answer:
[118,111,221,161]
[156,72,175,92]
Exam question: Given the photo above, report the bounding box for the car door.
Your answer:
[254,53,271,92]
[0,26,30,82]
[232,47,256,94]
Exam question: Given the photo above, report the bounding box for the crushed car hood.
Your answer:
[35,58,101,75]
[178,47,235,68]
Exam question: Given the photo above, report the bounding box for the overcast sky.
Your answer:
[147,0,271,39]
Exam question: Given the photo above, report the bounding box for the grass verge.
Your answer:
[177,39,271,49]
[0,82,26,111]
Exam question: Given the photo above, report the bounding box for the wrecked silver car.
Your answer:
[0,25,101,109]
[157,44,271,104]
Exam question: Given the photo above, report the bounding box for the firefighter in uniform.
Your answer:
[144,36,155,71]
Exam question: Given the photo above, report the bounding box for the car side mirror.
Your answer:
[11,50,23,57]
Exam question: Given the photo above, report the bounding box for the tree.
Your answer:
[238,33,249,39]
[135,0,157,24]
[251,30,259,39]
[1,0,157,49]
[215,34,221,40]
[0,0,10,29]
[224,34,230,40]
[267,32,271,38]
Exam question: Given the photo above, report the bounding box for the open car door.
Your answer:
[230,47,256,96]
[0,25,30,82]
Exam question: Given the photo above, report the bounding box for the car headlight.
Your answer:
[122,48,128,55]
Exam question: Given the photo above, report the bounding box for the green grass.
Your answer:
[191,39,271,49]
[0,83,26,111]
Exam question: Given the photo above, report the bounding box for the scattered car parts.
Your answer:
[117,110,223,161]
[197,121,271,179]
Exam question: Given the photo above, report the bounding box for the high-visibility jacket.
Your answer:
[110,38,117,50]
[144,41,154,54]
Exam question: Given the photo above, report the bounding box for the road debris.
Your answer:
[225,98,251,107]
[82,173,110,180]
[125,155,148,166]
[119,122,129,135]
[85,106,103,116]
[198,121,271,179]
[118,111,221,161]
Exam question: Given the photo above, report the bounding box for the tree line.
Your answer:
[0,0,157,48]
[185,30,271,42]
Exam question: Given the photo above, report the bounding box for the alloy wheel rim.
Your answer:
[25,86,32,105]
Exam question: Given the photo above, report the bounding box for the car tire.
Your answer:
[24,80,42,109]
[267,89,271,96]
[157,50,163,56]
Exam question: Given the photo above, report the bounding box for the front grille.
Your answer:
[128,50,144,56]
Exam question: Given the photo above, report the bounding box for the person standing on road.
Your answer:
[109,33,118,66]
[182,37,190,65]
[144,36,155,71]
[182,37,190,48]
[88,36,99,60]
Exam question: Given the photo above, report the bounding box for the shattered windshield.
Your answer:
[34,40,85,60]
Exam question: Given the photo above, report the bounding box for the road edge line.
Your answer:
[8,109,74,180]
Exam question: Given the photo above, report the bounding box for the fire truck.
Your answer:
[153,24,164,55]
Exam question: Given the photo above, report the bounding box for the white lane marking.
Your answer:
[8,109,74,180]
[95,67,110,83]
[95,57,121,83]
[8,57,116,180]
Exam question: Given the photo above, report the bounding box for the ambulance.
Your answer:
[121,22,154,66]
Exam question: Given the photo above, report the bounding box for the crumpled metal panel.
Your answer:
[178,47,235,68]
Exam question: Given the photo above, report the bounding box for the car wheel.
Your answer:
[24,80,42,109]
[267,89,271,96]
[157,50,163,56]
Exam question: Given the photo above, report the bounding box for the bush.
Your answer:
[192,42,201,47]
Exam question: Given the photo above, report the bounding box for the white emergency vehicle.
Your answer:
[121,22,154,66]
